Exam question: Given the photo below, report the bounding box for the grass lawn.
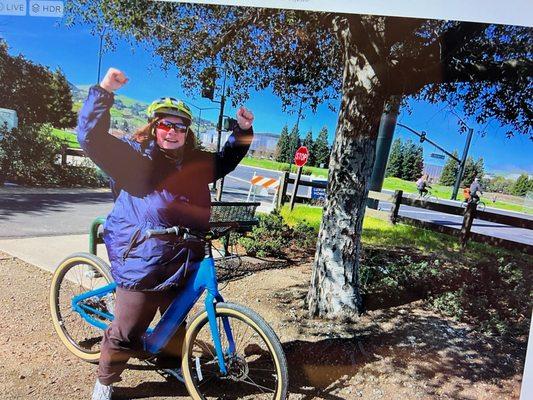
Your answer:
[51,128,80,149]
[240,157,328,177]
[279,204,523,261]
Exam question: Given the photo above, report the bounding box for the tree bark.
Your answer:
[307,16,387,319]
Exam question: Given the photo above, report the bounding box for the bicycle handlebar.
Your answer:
[145,226,181,238]
[145,225,234,241]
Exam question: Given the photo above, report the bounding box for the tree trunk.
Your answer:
[307,16,387,319]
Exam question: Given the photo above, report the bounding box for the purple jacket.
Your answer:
[77,85,252,290]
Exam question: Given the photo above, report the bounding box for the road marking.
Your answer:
[225,174,251,185]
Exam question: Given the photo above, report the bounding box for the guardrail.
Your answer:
[277,173,532,254]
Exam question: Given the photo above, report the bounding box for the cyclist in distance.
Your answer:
[77,67,254,400]
[416,174,431,196]
[469,177,484,204]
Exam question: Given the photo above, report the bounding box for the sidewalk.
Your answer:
[0,182,110,195]
[0,234,109,275]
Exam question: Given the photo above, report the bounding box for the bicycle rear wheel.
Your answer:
[182,302,288,400]
[477,201,486,212]
[50,252,114,363]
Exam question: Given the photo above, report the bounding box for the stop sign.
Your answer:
[294,146,309,167]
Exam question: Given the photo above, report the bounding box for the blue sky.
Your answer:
[1,13,531,175]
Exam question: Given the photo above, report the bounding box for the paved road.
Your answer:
[0,165,531,247]
[378,201,533,246]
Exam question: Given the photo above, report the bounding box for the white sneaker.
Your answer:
[92,379,113,400]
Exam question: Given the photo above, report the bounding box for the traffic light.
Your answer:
[420,131,426,143]
[200,66,218,101]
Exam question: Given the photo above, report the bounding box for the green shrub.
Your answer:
[301,167,313,176]
[0,123,107,187]
[429,290,466,321]
[0,123,61,185]
[359,254,443,293]
[428,258,531,336]
[239,210,292,257]
[292,221,319,250]
[239,210,317,258]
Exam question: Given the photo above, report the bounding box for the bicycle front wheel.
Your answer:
[182,302,289,400]
[50,252,114,363]
[477,201,486,212]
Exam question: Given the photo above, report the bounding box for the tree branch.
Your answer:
[390,22,491,94]
[445,58,533,82]
[398,57,533,95]
[211,8,262,55]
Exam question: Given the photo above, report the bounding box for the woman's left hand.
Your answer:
[236,107,254,131]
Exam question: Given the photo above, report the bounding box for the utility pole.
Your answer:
[215,69,227,201]
[451,127,474,200]
[96,27,106,83]
[368,96,401,209]
[396,122,474,201]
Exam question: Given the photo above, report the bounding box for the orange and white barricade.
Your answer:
[247,172,280,204]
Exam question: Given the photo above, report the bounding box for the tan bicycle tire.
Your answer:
[182,302,289,400]
[49,252,112,363]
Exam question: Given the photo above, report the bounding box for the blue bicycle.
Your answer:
[49,225,289,399]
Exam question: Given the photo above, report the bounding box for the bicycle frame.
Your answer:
[71,253,233,375]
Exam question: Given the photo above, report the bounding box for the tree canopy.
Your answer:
[66,2,532,138]
[0,39,77,129]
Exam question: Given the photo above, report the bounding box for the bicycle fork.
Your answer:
[199,256,236,376]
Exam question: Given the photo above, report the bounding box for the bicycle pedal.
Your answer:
[162,368,185,383]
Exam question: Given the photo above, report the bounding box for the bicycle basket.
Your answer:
[209,201,260,233]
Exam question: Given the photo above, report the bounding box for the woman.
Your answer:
[77,68,254,400]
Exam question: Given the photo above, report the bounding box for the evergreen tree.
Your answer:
[302,130,315,166]
[313,126,330,167]
[401,139,420,181]
[48,69,77,128]
[461,156,484,187]
[385,138,403,178]
[414,145,424,181]
[440,150,459,186]
[511,173,530,196]
[288,123,301,163]
[275,124,290,163]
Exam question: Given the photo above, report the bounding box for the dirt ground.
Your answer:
[0,251,526,399]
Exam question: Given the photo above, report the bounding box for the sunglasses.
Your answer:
[156,120,189,133]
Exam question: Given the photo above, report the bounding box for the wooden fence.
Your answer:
[277,172,533,255]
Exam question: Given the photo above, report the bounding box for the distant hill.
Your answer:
[70,84,217,135]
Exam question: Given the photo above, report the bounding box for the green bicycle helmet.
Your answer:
[146,97,193,124]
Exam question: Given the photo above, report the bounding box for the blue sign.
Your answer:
[311,179,327,200]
